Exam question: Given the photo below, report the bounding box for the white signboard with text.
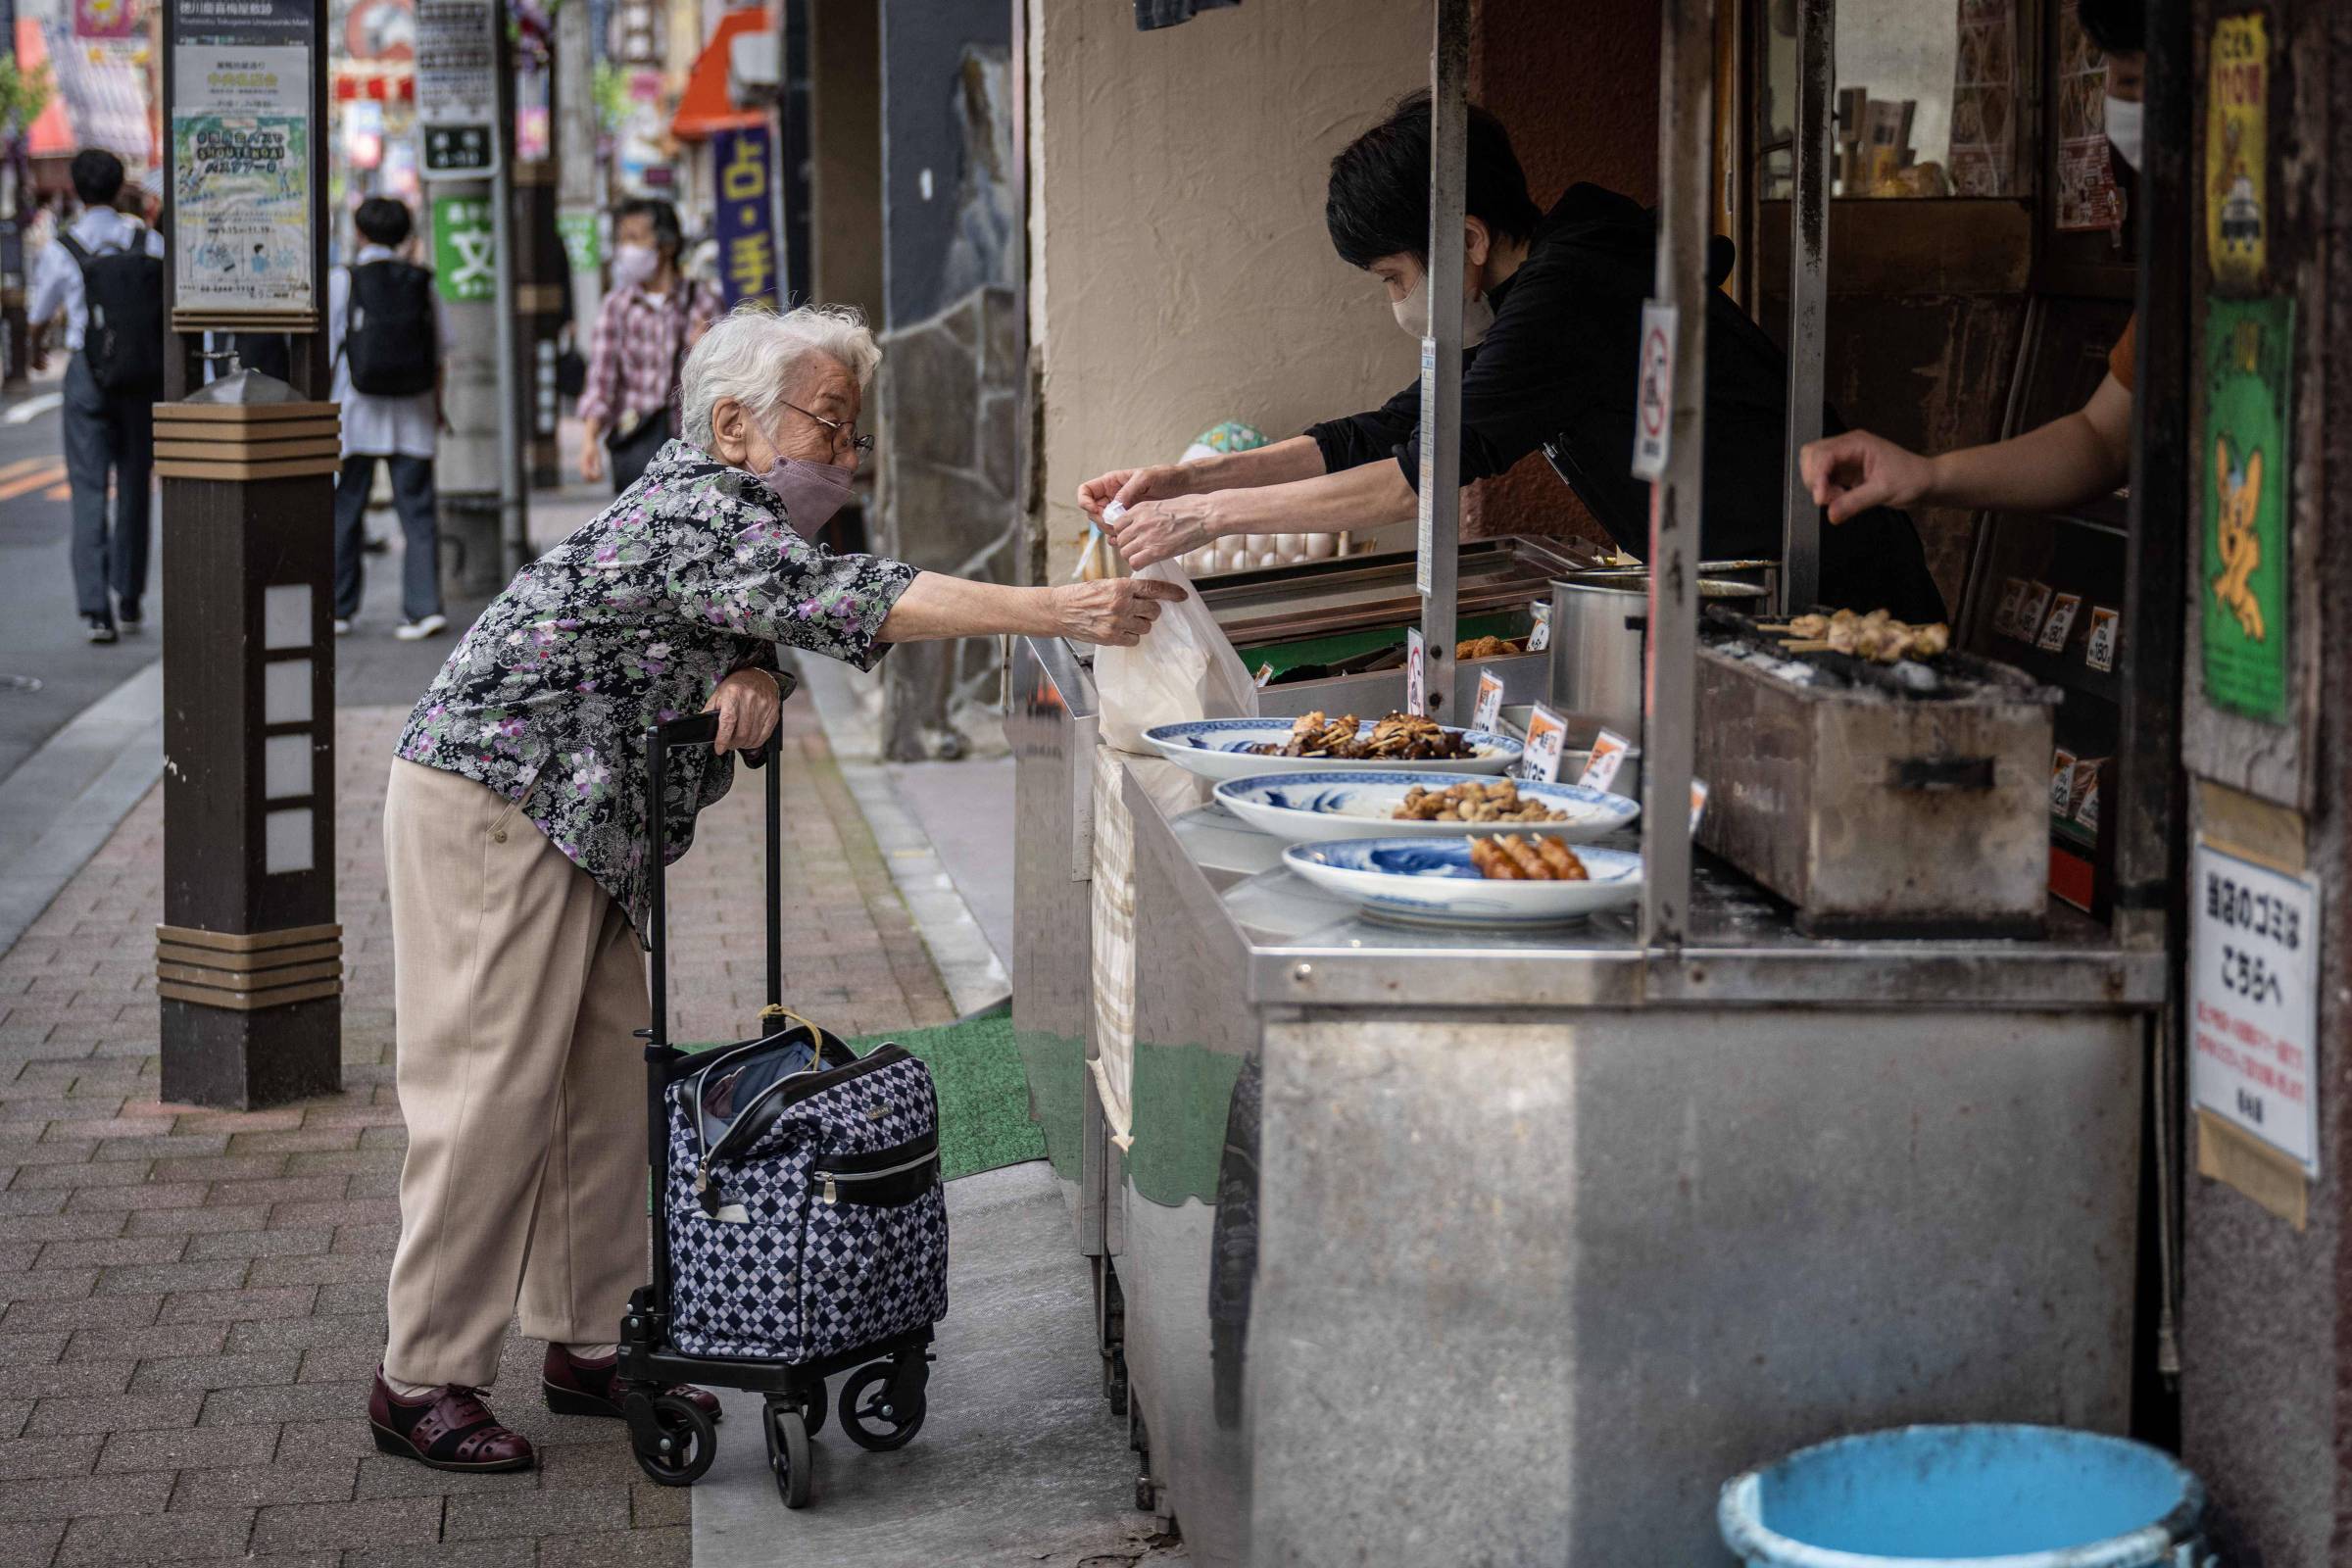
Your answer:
[2190,841,2321,1174]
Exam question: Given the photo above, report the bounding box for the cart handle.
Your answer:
[645,712,785,1055]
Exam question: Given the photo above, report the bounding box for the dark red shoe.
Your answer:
[541,1345,722,1423]
[368,1369,535,1472]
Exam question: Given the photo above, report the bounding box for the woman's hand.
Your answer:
[1077,463,1195,521]
[1100,494,1222,570]
[1049,578,1191,647]
[704,667,783,754]
[1797,430,1936,524]
[579,429,607,485]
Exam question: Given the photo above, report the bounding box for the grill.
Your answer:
[1692,609,2064,939]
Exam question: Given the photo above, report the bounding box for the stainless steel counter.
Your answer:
[1009,631,2163,1568]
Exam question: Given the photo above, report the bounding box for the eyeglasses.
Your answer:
[780,400,875,458]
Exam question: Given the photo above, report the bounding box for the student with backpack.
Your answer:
[329,197,449,640]
[25,149,165,645]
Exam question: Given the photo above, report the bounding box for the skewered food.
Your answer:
[1783,609,1950,663]
[1469,834,1590,881]
[1393,780,1567,823]
[1455,635,1523,660]
[1248,710,1476,760]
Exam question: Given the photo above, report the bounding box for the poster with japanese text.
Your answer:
[2200,296,2292,723]
[2053,3,2123,231]
[430,193,496,304]
[713,125,778,309]
[171,44,314,317]
[2205,13,2269,291]
[1946,0,2018,196]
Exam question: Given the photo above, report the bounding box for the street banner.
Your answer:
[712,123,778,308]
[74,0,139,40]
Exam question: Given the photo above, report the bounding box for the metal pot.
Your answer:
[1546,571,1769,745]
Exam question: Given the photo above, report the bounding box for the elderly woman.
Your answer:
[368,304,1179,1471]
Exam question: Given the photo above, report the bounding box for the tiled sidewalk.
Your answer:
[0,701,956,1566]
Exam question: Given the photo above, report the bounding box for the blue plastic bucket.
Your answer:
[1719,1425,2205,1568]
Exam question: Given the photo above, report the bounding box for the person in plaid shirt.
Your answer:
[577,198,723,492]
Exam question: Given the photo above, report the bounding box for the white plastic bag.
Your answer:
[1089,506,1257,753]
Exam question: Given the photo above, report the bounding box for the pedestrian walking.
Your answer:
[328,197,449,640]
[575,198,720,493]
[25,149,165,645]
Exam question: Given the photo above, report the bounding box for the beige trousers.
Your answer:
[382,759,650,1388]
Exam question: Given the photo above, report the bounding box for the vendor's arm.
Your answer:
[1100,458,1417,569]
[1077,435,1330,521]
[1800,375,2132,522]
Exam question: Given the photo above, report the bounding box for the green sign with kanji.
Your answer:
[430,193,496,305]
[2200,295,2293,723]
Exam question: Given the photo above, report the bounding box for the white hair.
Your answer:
[679,302,882,447]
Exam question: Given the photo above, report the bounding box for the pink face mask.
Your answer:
[757,452,855,540]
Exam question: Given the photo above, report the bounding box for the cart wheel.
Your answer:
[762,1398,812,1508]
[795,1382,826,1439]
[837,1361,925,1451]
[629,1391,718,1487]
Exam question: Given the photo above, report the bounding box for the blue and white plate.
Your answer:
[1143,717,1522,782]
[1285,838,1644,927]
[1213,771,1641,844]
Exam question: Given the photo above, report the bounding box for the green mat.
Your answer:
[681,1000,1040,1184]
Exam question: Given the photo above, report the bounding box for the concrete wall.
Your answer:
[1027,0,1429,583]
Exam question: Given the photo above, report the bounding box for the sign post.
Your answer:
[155,0,341,1108]
[416,0,526,577]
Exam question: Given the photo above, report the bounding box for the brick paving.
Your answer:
[0,697,956,1565]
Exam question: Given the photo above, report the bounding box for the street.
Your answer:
[0,382,161,787]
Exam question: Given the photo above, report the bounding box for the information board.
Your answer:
[416,0,501,177]
[170,33,315,320]
[431,193,497,304]
[2189,840,2320,1175]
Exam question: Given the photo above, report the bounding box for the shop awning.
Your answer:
[669,8,768,142]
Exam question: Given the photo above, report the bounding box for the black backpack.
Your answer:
[342,261,437,396]
[59,229,165,398]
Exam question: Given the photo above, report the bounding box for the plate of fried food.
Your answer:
[1212,772,1640,843]
[1283,836,1644,927]
[1144,710,1521,782]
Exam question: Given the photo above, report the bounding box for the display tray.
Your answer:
[1199,535,1589,650]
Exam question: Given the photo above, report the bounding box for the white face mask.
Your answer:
[1391,270,1494,347]
[2103,95,2143,172]
[612,243,661,288]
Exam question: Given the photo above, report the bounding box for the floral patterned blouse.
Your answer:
[397,440,917,941]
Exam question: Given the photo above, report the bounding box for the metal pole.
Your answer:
[1641,0,1715,950]
[1779,0,1831,615]
[1415,0,1469,719]
[492,0,527,576]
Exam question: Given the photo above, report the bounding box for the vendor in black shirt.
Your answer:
[1084,94,1946,624]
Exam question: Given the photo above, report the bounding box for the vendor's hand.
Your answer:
[1101,495,1220,570]
[1798,430,1936,524]
[1049,577,1190,647]
[580,437,607,485]
[704,667,782,754]
[1076,463,1194,521]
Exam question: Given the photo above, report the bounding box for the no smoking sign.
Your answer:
[1631,300,1678,481]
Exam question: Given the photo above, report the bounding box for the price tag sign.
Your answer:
[1472,670,1505,733]
[2084,606,2121,672]
[1690,778,1709,834]
[1526,601,1552,653]
[2014,582,2054,644]
[1631,302,1677,481]
[2190,842,2321,1174]
[1522,705,1569,782]
[1578,728,1632,793]
[2037,592,2083,653]
[1404,628,1427,717]
[2050,748,2081,818]
[1991,577,2028,639]
[1253,662,1275,689]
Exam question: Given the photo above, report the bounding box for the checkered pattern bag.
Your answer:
[665,1031,949,1363]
